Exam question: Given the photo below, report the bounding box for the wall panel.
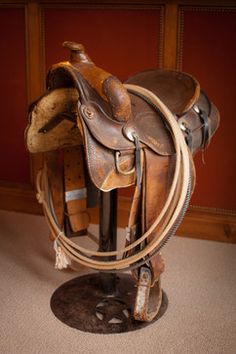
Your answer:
[0,8,30,183]
[178,7,236,209]
[44,8,162,82]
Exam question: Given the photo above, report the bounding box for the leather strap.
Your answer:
[64,146,89,233]
[134,267,162,322]
[199,110,210,149]
[193,105,210,149]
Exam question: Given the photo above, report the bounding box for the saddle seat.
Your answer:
[125,69,220,155]
[126,68,200,116]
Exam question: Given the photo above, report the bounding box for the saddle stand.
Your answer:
[25,42,219,333]
[50,189,168,333]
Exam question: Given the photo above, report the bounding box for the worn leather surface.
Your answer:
[27,64,219,160]
[143,150,175,282]
[125,69,200,116]
[64,146,89,232]
[80,118,135,191]
[126,69,220,155]
[47,63,174,156]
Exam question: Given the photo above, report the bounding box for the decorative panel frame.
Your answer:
[42,5,164,79]
[176,6,236,210]
[176,6,236,71]
[0,6,29,183]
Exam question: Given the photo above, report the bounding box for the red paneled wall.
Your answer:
[180,8,236,209]
[0,3,235,219]
[0,8,30,183]
[44,9,161,81]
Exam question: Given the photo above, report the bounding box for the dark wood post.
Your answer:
[99,189,117,294]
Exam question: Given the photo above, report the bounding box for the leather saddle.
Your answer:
[25,42,220,322]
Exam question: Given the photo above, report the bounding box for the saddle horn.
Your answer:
[63,41,132,123]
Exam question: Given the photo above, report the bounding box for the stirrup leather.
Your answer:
[134,267,162,322]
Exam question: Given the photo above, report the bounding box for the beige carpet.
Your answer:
[0,209,235,354]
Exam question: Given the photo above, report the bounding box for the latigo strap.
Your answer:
[64,146,89,233]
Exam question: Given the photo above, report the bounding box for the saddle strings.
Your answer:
[36,85,191,271]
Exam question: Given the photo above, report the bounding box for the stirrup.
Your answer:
[134,267,162,322]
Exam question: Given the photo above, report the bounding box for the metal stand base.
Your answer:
[50,273,168,333]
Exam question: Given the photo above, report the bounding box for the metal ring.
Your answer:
[115,151,135,175]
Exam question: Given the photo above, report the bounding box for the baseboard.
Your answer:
[0,183,235,243]
[0,180,42,215]
[117,197,236,243]
[177,205,236,243]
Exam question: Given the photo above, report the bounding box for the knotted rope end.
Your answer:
[53,239,71,270]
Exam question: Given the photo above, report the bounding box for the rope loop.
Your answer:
[36,85,191,272]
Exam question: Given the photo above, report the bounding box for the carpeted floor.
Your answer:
[0,210,235,354]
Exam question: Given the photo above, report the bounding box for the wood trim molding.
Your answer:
[177,205,236,243]
[1,1,236,5]
[25,2,44,104]
[162,3,178,69]
[0,181,42,215]
[0,186,235,243]
[25,1,44,184]
[157,5,165,68]
[116,197,236,243]
[41,2,163,10]
[176,5,236,71]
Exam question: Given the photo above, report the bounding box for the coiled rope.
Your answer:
[36,85,191,271]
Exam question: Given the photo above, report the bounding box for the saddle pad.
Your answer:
[26,88,81,153]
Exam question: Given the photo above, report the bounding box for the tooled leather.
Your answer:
[80,94,174,156]
[80,118,135,191]
[46,63,218,158]
[48,60,131,123]
[124,93,175,155]
[48,63,175,157]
